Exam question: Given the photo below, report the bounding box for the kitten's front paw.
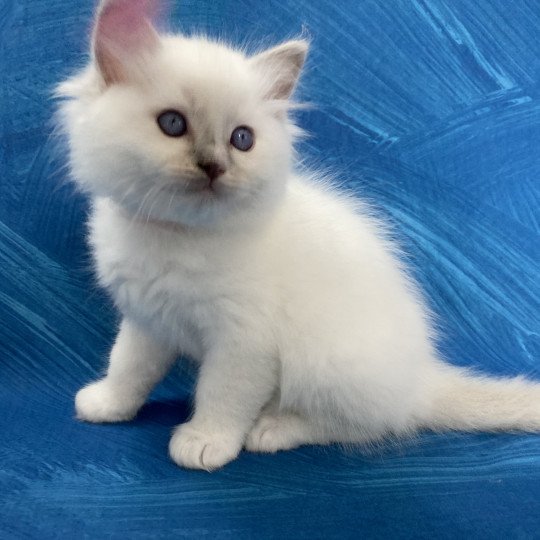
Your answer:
[169,422,242,471]
[75,380,141,423]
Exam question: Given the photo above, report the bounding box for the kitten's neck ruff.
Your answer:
[116,203,188,234]
[138,215,187,233]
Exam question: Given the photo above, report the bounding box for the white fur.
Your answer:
[58,1,540,470]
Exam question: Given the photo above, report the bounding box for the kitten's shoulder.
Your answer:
[283,173,370,222]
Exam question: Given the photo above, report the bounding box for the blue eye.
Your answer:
[157,110,187,137]
[230,126,254,151]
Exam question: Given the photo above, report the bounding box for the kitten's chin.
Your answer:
[116,186,276,231]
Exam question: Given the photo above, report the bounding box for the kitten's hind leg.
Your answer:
[246,411,329,453]
[75,318,177,423]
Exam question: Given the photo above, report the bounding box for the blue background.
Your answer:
[1,0,539,537]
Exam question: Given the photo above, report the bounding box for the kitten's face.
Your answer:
[59,0,307,228]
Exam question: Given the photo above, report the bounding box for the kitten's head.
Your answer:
[58,0,308,228]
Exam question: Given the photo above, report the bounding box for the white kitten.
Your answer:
[57,0,540,470]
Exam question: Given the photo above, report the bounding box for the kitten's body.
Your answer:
[60,0,540,470]
[90,179,433,436]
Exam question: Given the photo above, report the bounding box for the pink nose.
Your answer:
[198,161,225,181]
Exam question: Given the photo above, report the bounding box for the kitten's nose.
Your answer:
[197,161,225,181]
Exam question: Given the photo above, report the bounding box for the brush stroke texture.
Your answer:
[1,0,539,537]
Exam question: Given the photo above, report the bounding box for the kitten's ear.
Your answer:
[92,0,163,85]
[250,40,309,100]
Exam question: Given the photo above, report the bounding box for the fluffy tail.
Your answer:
[421,366,540,432]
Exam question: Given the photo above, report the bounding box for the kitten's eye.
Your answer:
[230,126,254,151]
[157,110,187,137]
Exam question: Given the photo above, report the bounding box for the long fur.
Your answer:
[57,0,540,470]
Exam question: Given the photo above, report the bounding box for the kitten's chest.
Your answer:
[90,203,245,351]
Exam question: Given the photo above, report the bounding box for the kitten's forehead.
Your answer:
[152,37,257,116]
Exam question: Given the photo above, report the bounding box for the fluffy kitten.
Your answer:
[57,0,540,470]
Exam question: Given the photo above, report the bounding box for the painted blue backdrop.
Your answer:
[1,0,539,537]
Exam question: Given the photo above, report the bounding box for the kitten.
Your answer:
[57,0,540,470]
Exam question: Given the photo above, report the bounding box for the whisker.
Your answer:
[166,188,176,217]
[144,186,167,226]
[125,184,160,233]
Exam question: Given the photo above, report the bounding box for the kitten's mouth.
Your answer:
[185,177,227,197]
[196,180,217,194]
[161,174,232,202]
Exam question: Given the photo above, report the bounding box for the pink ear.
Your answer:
[93,0,163,84]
